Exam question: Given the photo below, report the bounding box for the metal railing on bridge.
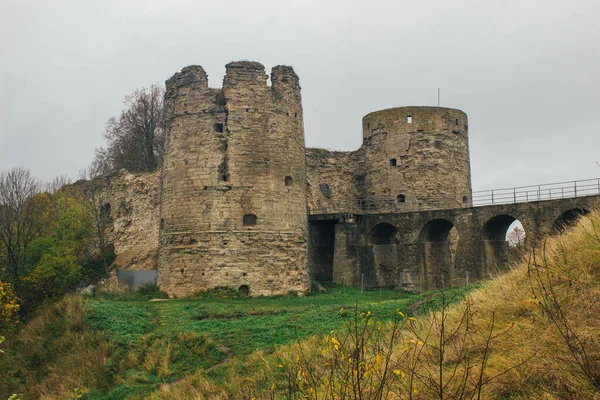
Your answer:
[472,178,600,207]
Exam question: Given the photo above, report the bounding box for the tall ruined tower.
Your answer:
[157,62,310,297]
[361,106,472,211]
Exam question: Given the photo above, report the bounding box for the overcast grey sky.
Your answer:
[1,0,599,191]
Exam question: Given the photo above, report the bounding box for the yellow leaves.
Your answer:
[393,369,405,378]
[408,317,416,321]
[397,310,405,318]
[331,337,340,350]
[296,370,307,381]
[375,353,383,365]
[0,280,20,333]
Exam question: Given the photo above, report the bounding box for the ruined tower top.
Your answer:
[158,61,310,298]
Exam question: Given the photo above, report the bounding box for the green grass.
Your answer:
[86,285,474,356]
[86,300,155,346]
[80,284,476,399]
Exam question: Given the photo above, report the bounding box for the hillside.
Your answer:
[1,212,599,399]
[2,283,461,398]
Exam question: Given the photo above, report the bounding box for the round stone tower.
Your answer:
[157,62,310,297]
[361,106,472,211]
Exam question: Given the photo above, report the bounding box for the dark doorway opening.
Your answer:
[238,285,249,296]
[308,220,336,283]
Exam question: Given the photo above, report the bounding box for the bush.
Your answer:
[96,282,168,301]
[191,286,247,300]
[0,281,19,334]
[135,283,168,299]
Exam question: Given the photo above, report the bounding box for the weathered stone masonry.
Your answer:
[315,196,599,292]
[74,170,161,272]
[157,62,310,297]
[87,61,598,297]
[307,107,472,215]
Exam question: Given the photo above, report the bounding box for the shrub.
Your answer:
[135,283,168,299]
[0,281,19,334]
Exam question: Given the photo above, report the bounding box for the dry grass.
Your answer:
[0,294,115,399]
[2,212,599,399]
[147,211,600,399]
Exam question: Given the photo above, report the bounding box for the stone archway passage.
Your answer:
[552,208,589,233]
[368,223,398,287]
[481,214,524,275]
[419,219,456,290]
[368,222,398,245]
[238,285,249,296]
[308,220,336,282]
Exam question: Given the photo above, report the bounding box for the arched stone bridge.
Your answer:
[308,195,600,292]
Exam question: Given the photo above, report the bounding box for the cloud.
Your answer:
[1,0,599,189]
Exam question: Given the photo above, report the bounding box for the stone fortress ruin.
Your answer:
[92,61,599,298]
[156,61,473,297]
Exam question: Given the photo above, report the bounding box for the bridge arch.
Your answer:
[368,222,398,245]
[368,222,398,287]
[419,219,458,290]
[481,214,525,274]
[552,208,589,233]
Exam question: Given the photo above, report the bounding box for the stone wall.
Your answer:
[157,62,310,297]
[76,169,161,271]
[306,149,364,214]
[317,195,600,292]
[306,107,472,215]
[75,65,597,298]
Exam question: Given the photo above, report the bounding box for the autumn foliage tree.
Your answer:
[0,281,19,334]
[18,189,93,313]
[91,84,165,176]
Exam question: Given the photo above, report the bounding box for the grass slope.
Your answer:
[147,212,600,399]
[2,282,471,399]
[85,285,471,357]
[6,210,598,399]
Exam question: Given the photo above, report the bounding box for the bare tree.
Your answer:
[0,167,42,281]
[45,175,71,194]
[91,84,165,176]
[82,187,113,275]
